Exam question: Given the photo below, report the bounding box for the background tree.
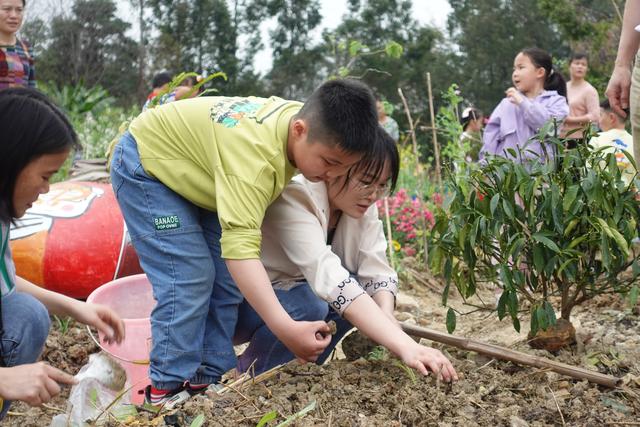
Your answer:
[447,0,569,113]
[36,0,138,104]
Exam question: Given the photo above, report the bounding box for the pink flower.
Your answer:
[403,247,417,257]
[432,192,443,206]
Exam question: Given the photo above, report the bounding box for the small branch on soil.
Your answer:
[401,323,622,388]
[547,386,566,427]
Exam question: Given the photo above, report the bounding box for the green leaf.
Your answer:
[563,185,579,212]
[629,284,639,308]
[384,41,403,58]
[533,244,545,271]
[535,306,548,331]
[502,198,514,219]
[543,301,557,327]
[349,40,364,56]
[530,309,539,336]
[512,316,521,333]
[190,414,206,427]
[338,67,350,77]
[497,290,507,320]
[490,193,500,215]
[446,308,457,333]
[276,401,317,427]
[532,233,560,252]
[256,411,278,427]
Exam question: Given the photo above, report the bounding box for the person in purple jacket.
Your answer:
[480,47,569,163]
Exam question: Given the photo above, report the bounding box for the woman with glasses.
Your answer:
[233,128,457,382]
[0,0,35,88]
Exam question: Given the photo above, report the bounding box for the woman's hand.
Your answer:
[398,341,458,382]
[0,363,77,406]
[69,301,125,345]
[506,87,524,105]
[606,65,632,118]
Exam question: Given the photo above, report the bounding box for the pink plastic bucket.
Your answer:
[86,274,154,404]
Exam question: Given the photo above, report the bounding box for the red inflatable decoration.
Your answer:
[9,181,142,298]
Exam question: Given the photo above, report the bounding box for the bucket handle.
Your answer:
[86,326,150,366]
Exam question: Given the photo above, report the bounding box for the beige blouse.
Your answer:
[261,175,398,315]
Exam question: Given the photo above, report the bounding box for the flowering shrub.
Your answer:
[377,188,436,258]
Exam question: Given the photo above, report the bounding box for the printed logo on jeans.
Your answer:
[154,215,181,230]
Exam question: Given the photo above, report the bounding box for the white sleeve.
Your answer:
[354,207,398,298]
[262,183,364,314]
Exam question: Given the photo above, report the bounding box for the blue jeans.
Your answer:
[234,282,353,375]
[0,292,51,420]
[110,132,243,389]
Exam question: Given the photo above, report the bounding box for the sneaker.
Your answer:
[143,384,191,410]
[186,382,224,396]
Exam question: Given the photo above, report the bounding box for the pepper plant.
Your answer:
[430,124,640,344]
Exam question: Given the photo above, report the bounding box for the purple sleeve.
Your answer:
[480,100,504,157]
[520,96,569,130]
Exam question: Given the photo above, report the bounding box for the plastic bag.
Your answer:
[50,352,136,426]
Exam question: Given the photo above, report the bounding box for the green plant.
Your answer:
[430,124,640,346]
[53,315,72,335]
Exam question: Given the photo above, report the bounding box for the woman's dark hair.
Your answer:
[520,47,567,98]
[347,126,400,193]
[570,52,588,63]
[0,88,78,222]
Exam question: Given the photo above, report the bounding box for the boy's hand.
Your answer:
[70,301,126,345]
[0,363,77,406]
[279,320,331,362]
[506,87,523,105]
[399,342,458,382]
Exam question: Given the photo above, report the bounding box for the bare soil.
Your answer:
[4,287,639,426]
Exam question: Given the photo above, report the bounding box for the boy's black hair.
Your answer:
[600,98,626,122]
[0,88,78,222]
[152,71,172,89]
[570,52,589,63]
[296,78,379,154]
[520,47,567,98]
[348,126,400,193]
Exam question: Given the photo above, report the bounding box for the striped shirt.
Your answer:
[0,38,36,89]
[0,222,16,298]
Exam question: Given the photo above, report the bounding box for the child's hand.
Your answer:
[0,362,77,406]
[399,342,458,382]
[280,320,331,363]
[70,301,126,345]
[505,87,523,105]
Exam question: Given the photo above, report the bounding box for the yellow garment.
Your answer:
[589,128,636,184]
[127,96,299,259]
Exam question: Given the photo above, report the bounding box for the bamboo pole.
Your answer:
[383,197,395,269]
[398,87,430,272]
[401,322,621,388]
[426,72,442,189]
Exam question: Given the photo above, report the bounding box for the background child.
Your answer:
[0,88,125,419]
[109,79,381,407]
[590,99,636,183]
[562,53,600,146]
[377,98,399,142]
[480,47,569,162]
[234,129,458,382]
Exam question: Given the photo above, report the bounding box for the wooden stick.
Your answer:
[426,72,442,189]
[401,322,621,388]
[397,87,430,272]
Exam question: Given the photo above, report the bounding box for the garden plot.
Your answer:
[3,289,638,427]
